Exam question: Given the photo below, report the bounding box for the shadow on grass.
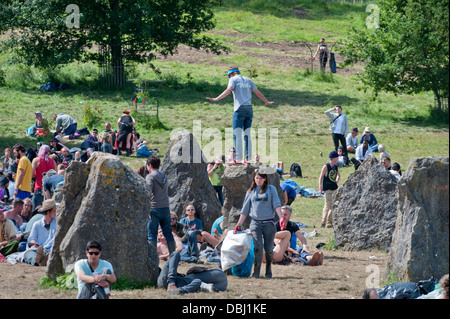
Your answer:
[8,78,360,110]
[0,134,53,154]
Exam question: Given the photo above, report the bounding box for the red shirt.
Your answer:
[35,158,55,190]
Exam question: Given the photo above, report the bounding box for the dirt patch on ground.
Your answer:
[156,40,362,76]
[0,236,387,300]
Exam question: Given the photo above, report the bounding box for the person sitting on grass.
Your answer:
[360,127,378,152]
[99,133,113,154]
[178,204,204,262]
[274,205,323,266]
[74,240,116,299]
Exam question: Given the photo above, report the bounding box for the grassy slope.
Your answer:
[0,0,448,229]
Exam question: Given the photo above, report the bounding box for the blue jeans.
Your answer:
[137,145,153,158]
[232,106,253,161]
[157,251,227,293]
[31,189,43,211]
[63,123,77,136]
[147,207,174,243]
[180,230,200,262]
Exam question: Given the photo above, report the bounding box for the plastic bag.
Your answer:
[376,277,439,299]
[231,238,254,277]
[376,282,422,299]
[220,229,253,271]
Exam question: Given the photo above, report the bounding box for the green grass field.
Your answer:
[1,0,448,234]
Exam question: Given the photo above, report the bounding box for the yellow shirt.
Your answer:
[15,156,32,193]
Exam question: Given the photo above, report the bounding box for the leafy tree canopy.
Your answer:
[339,0,449,109]
[0,0,228,71]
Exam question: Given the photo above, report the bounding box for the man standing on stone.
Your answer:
[146,155,175,264]
[206,66,274,164]
[318,151,340,228]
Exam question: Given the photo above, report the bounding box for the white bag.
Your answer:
[220,229,253,271]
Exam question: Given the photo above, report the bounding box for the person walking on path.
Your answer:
[206,66,274,164]
[234,169,282,279]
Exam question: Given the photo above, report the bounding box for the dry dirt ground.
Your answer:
[156,38,363,75]
[0,237,388,300]
[0,40,381,302]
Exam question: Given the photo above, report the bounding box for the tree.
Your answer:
[339,0,449,112]
[0,0,228,86]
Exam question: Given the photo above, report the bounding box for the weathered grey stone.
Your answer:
[221,163,284,230]
[161,130,222,232]
[333,155,398,251]
[46,152,158,283]
[386,157,449,282]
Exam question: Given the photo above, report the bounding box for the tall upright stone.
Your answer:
[221,164,284,231]
[161,130,222,232]
[46,152,158,283]
[333,155,398,251]
[386,157,449,282]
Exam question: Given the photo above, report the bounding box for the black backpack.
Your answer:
[290,162,302,177]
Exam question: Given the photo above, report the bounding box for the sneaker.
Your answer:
[200,282,214,293]
[167,282,180,295]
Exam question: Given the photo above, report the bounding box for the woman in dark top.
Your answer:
[313,38,329,71]
[116,110,135,156]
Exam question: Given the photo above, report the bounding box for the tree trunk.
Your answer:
[433,87,442,114]
[110,39,125,87]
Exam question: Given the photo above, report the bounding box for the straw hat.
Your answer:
[39,199,57,213]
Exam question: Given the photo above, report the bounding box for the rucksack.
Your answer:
[290,162,302,177]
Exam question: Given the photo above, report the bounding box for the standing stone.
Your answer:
[221,164,284,231]
[161,130,222,232]
[333,155,398,251]
[46,152,158,283]
[386,157,449,282]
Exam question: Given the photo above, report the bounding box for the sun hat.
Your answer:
[364,127,371,133]
[39,199,57,213]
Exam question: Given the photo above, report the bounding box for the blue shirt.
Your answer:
[28,217,56,246]
[281,183,297,198]
[360,133,377,146]
[179,217,203,231]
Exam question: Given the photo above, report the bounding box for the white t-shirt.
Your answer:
[228,75,257,111]
[74,259,114,298]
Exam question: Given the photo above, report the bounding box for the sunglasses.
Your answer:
[171,217,177,221]
[186,208,195,211]
[87,251,100,256]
